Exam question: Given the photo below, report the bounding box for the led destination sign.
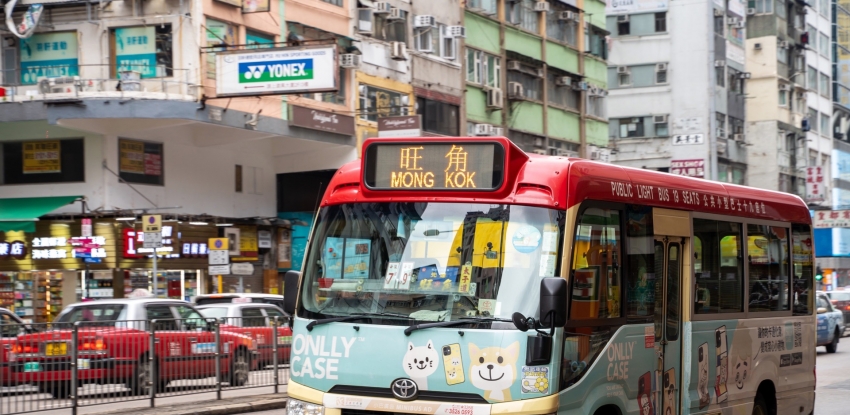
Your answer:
[364,142,504,190]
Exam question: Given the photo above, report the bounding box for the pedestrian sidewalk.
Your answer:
[90,393,288,415]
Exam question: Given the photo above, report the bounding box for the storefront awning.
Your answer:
[0,196,81,232]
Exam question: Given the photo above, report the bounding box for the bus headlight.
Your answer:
[287,398,324,415]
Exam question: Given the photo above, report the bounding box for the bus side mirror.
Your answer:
[539,277,567,328]
[283,271,301,316]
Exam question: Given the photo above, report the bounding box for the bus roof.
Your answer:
[322,138,811,224]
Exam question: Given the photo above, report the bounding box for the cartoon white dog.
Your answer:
[468,341,519,402]
[403,340,439,390]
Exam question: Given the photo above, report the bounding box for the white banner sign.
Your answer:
[672,134,705,145]
[814,210,850,228]
[208,265,231,275]
[215,46,337,97]
[607,0,669,15]
[806,166,826,202]
[231,263,255,275]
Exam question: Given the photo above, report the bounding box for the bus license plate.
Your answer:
[77,359,90,370]
[45,342,67,356]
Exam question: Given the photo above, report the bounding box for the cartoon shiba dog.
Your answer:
[468,341,519,402]
[403,340,439,390]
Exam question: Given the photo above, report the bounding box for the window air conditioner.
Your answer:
[447,26,466,38]
[508,81,524,99]
[559,11,578,21]
[533,149,548,155]
[654,115,668,124]
[373,2,391,14]
[617,15,629,23]
[780,84,791,91]
[747,7,756,15]
[486,88,504,109]
[717,128,726,138]
[474,123,493,136]
[387,7,404,21]
[727,17,739,25]
[714,9,724,16]
[492,127,505,136]
[391,41,408,61]
[414,15,436,28]
[779,40,789,49]
[507,60,522,71]
[714,60,726,67]
[656,63,667,71]
[555,76,572,86]
[733,133,745,141]
[340,54,362,68]
[534,1,550,12]
[39,76,81,94]
[617,66,630,74]
[738,72,752,79]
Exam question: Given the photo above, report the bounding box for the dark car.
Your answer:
[825,291,850,332]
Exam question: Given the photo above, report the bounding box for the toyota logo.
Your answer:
[391,378,419,401]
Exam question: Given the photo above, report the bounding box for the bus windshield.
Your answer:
[299,202,564,325]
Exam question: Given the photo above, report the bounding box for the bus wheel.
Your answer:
[827,329,839,354]
[752,393,769,415]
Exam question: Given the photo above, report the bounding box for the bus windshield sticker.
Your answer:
[343,239,371,279]
[383,262,400,289]
[520,366,549,394]
[477,299,496,315]
[539,254,556,277]
[512,225,541,253]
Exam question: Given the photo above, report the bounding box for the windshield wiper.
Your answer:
[403,317,512,336]
[306,312,411,331]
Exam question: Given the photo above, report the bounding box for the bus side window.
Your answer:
[625,205,655,322]
[791,224,813,316]
[693,219,744,315]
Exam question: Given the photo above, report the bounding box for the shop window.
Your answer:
[118,138,164,186]
[747,225,791,312]
[569,207,622,320]
[625,205,655,322]
[693,219,744,315]
[110,25,172,79]
[416,97,460,136]
[374,9,408,43]
[1,138,84,185]
[792,224,813,315]
[617,117,645,138]
[359,84,410,122]
[466,49,501,89]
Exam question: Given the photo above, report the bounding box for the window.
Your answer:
[235,165,243,193]
[321,0,342,5]
[779,88,789,106]
[729,116,744,135]
[749,0,773,13]
[546,4,579,46]
[820,72,830,98]
[374,10,408,43]
[174,305,206,330]
[586,25,608,59]
[570,207,622,320]
[656,64,668,84]
[205,19,236,80]
[1,139,85,185]
[246,30,275,49]
[617,17,631,35]
[417,23,456,59]
[242,308,267,327]
[655,12,667,32]
[747,225,791,312]
[466,0,497,15]
[507,64,543,100]
[716,65,725,87]
[808,108,819,132]
[728,67,744,94]
[820,32,830,56]
[716,112,727,137]
[618,117,645,138]
[821,112,830,134]
[618,70,631,87]
[808,65,818,91]
[54,305,126,328]
[693,219,744,315]
[145,306,177,330]
[777,0,787,18]
[656,119,669,136]
[416,97,460,136]
[820,0,829,16]
[791,224,813,315]
[0,314,21,338]
[466,49,501,88]
[777,43,788,64]
[508,130,546,151]
[265,308,287,322]
[547,72,580,110]
[110,25,172,78]
[118,138,164,186]
[588,93,606,118]
[508,0,539,33]
[714,15,725,35]
[318,67,347,105]
[358,84,410,122]
[17,32,79,85]
[625,205,655,321]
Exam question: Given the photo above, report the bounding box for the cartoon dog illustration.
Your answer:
[468,341,519,402]
[403,340,439,390]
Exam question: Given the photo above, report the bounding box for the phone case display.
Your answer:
[0,273,15,310]
[14,273,35,323]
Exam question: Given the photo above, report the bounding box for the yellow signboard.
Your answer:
[208,237,229,251]
[233,226,258,261]
[22,141,61,174]
[142,215,162,233]
[119,139,145,174]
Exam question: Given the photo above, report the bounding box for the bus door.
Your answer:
[653,235,684,415]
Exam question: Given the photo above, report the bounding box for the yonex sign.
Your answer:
[216,46,337,97]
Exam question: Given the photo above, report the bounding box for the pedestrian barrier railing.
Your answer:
[0,317,290,415]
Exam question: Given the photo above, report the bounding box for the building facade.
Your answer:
[607,0,749,183]
[463,0,609,158]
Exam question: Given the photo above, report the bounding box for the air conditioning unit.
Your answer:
[387,7,404,21]
[558,11,578,21]
[739,72,752,79]
[391,41,408,61]
[733,133,745,141]
[507,60,522,71]
[533,149,548,155]
[340,54,362,68]
[474,123,493,136]
[555,76,572,86]
[573,81,589,91]
[534,1,550,12]
[414,15,436,28]
[780,84,791,91]
[588,85,598,96]
[714,9,724,16]
[38,76,81,94]
[492,127,505,136]
[747,7,756,15]
[373,1,391,14]
[717,128,726,138]
[754,42,762,50]
[486,88,503,109]
[447,26,466,38]
[617,66,630,74]
[735,21,745,29]
[727,17,739,25]
[656,63,668,71]
[508,81,524,98]
[714,60,726,67]
[779,40,789,49]
[654,114,668,124]
[535,68,545,78]
[557,149,577,157]
[617,15,629,23]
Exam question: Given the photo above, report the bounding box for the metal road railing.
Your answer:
[0,317,290,415]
